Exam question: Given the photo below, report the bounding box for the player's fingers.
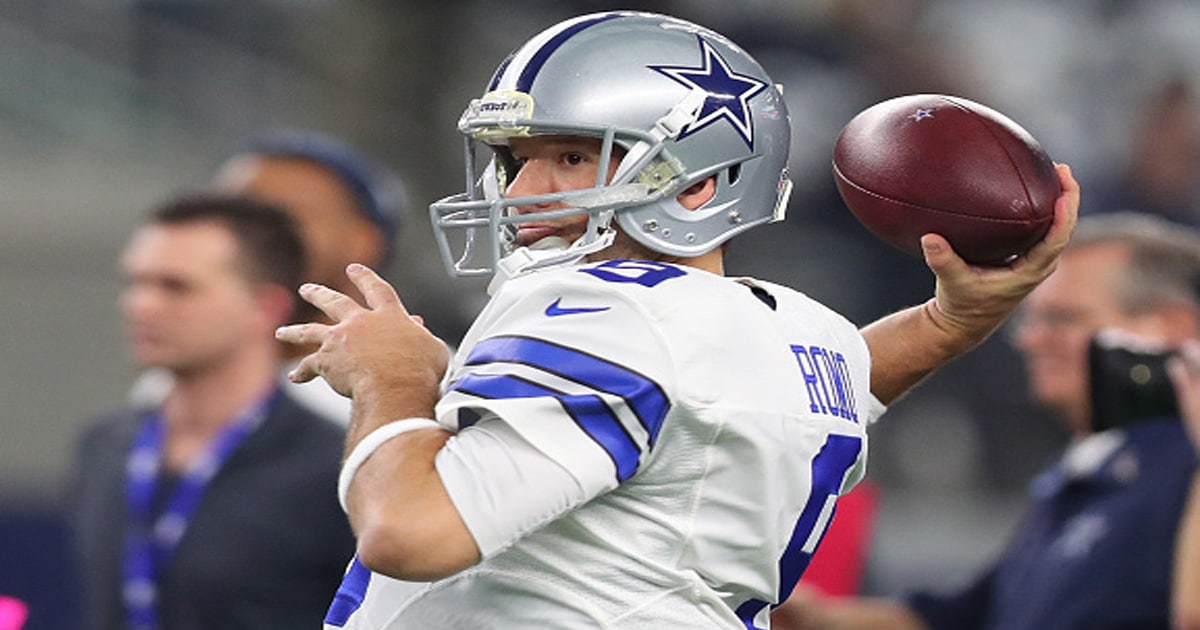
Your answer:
[1012,164,1078,272]
[1040,165,1080,246]
[1046,163,1080,248]
[275,322,330,347]
[287,355,321,384]
[298,283,363,322]
[920,233,968,278]
[346,263,407,314]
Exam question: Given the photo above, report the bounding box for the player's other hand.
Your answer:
[922,163,1079,353]
[276,263,449,419]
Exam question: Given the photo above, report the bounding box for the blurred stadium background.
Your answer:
[4,1,1200,627]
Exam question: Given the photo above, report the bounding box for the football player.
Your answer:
[277,11,1079,629]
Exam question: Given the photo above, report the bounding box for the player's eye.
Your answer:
[562,152,587,166]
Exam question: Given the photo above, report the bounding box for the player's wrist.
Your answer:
[921,298,994,358]
[339,418,441,512]
[350,373,440,426]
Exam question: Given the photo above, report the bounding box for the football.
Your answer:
[832,94,1060,266]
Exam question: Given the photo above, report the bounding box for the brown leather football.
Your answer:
[833,94,1059,265]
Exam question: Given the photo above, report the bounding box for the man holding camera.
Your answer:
[779,211,1200,630]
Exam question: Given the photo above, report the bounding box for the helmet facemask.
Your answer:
[430,119,689,290]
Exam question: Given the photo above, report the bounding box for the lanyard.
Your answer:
[121,389,277,630]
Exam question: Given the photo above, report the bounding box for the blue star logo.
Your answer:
[649,37,768,150]
[909,108,935,122]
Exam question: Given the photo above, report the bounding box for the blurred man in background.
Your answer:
[213,130,405,326]
[71,195,355,630]
[779,212,1200,630]
[214,130,407,421]
[131,130,408,423]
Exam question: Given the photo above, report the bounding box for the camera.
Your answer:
[1088,329,1179,433]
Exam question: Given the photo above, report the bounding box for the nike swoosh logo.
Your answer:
[544,298,611,317]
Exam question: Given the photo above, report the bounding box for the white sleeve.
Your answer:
[436,274,673,499]
[434,418,587,558]
[864,391,887,425]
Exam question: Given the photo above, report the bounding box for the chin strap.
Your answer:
[487,230,617,295]
[486,182,649,294]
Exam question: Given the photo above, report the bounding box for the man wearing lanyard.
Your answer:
[70,195,356,629]
[128,129,413,425]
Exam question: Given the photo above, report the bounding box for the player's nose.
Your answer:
[505,158,555,204]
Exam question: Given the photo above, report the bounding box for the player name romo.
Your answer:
[789,344,859,422]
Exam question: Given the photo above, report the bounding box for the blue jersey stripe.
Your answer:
[452,371,557,400]
[778,435,862,595]
[324,556,371,626]
[450,372,640,481]
[734,434,863,629]
[512,13,624,93]
[461,335,669,446]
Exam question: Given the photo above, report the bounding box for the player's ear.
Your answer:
[677,176,716,210]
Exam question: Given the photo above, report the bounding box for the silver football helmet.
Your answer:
[430,11,793,283]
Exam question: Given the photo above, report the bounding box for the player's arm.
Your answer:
[342,421,477,580]
[278,265,643,580]
[863,164,1079,404]
[277,264,478,580]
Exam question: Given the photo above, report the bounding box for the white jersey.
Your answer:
[325,260,883,630]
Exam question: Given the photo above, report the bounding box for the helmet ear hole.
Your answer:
[727,164,742,185]
[492,146,521,189]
